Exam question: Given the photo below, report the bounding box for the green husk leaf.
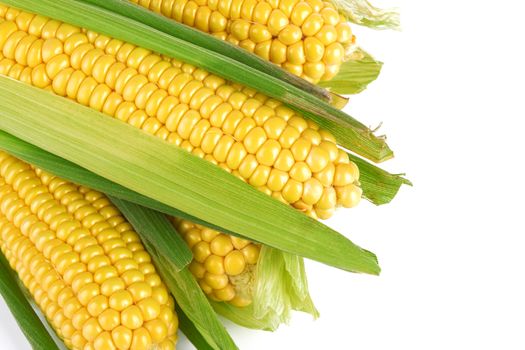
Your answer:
[104,198,192,270]
[82,0,332,104]
[348,153,411,205]
[0,77,379,275]
[212,246,318,331]
[0,253,65,350]
[176,304,215,350]
[111,197,238,350]
[332,0,401,30]
[319,49,383,95]
[3,0,392,162]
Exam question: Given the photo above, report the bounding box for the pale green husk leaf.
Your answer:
[333,0,401,30]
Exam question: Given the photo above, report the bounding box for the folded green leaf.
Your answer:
[4,0,392,162]
[111,197,238,350]
[319,49,383,95]
[0,253,65,350]
[0,77,380,275]
[332,0,401,30]
[105,199,192,271]
[212,246,318,331]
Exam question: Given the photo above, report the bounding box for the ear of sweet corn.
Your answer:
[173,218,318,330]
[0,151,178,350]
[0,4,362,221]
[130,0,356,84]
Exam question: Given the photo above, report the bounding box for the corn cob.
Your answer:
[131,0,355,84]
[0,151,178,350]
[0,4,362,220]
[172,218,260,306]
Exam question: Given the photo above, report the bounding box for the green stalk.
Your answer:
[0,254,64,350]
[111,198,238,350]
[3,0,392,162]
[0,77,380,275]
[81,0,332,103]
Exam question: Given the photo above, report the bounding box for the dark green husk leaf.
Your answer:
[0,254,65,350]
[0,77,380,275]
[111,197,238,350]
[3,0,392,162]
[319,49,383,95]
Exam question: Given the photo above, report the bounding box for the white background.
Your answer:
[1,0,525,349]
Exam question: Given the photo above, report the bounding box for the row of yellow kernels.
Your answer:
[133,0,354,82]
[0,7,361,218]
[0,152,177,350]
[173,218,259,306]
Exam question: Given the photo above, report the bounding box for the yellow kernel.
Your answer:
[204,272,229,289]
[101,276,126,297]
[210,235,234,257]
[193,241,211,263]
[137,297,161,321]
[274,149,295,171]
[267,169,289,192]
[241,244,260,264]
[87,295,109,317]
[336,22,353,43]
[214,284,236,301]
[336,183,362,208]
[121,305,144,330]
[130,327,152,350]
[224,250,246,275]
[290,2,312,26]
[109,290,134,311]
[256,139,281,166]
[128,282,153,303]
[111,326,133,350]
[270,39,287,64]
[98,308,120,331]
[316,187,337,210]
[204,254,225,274]
[94,331,117,350]
[282,179,303,203]
[333,163,358,186]
[82,318,103,342]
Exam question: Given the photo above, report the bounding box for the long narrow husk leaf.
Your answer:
[332,0,401,30]
[82,0,332,103]
[212,246,318,331]
[0,254,64,350]
[2,0,392,162]
[111,198,238,350]
[319,49,383,95]
[0,77,380,275]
